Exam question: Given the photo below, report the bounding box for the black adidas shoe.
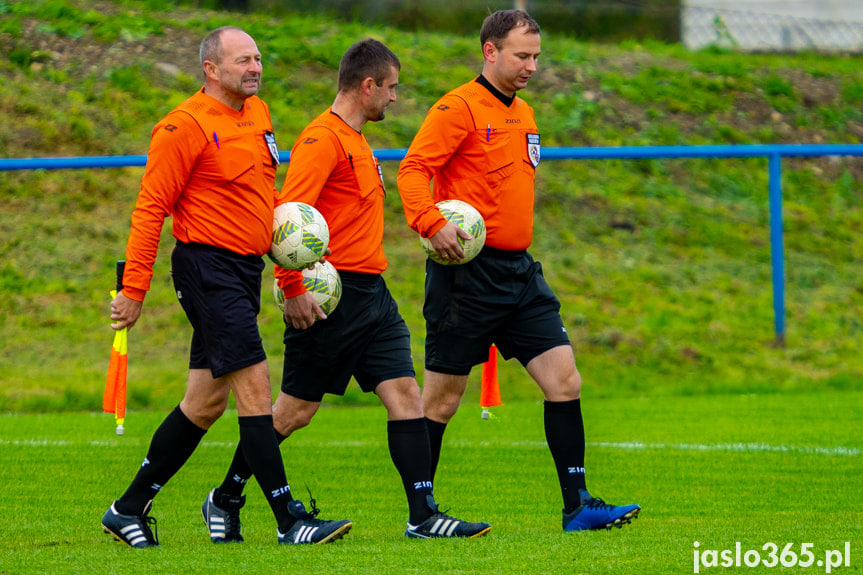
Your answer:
[202,488,245,543]
[405,495,491,539]
[277,499,352,545]
[101,500,159,548]
[563,489,641,531]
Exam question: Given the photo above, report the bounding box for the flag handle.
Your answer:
[116,260,125,293]
[114,260,126,436]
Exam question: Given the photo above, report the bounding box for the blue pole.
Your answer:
[5,143,863,171]
[768,153,786,347]
[0,155,149,171]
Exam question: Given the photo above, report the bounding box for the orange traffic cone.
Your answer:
[480,344,502,419]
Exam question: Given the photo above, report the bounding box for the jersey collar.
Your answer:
[476,75,515,107]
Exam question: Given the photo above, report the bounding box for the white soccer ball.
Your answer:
[420,199,486,265]
[274,260,342,317]
[269,202,330,270]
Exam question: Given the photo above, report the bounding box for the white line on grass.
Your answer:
[588,441,862,457]
[449,440,861,457]
[0,438,859,456]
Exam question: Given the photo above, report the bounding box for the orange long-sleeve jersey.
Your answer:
[275,109,387,298]
[397,77,540,251]
[122,89,280,301]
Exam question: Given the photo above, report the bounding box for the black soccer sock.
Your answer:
[544,398,588,512]
[217,429,287,499]
[388,418,435,524]
[115,405,206,516]
[237,415,294,531]
[424,417,448,482]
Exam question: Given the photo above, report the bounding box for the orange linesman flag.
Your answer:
[103,319,127,430]
[103,260,127,435]
[480,344,502,412]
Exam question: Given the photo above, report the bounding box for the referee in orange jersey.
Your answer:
[101,26,350,548]
[205,38,490,541]
[397,10,641,532]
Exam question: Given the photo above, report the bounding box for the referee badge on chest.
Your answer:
[526,133,541,167]
[264,131,280,166]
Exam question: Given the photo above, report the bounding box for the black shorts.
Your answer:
[281,272,415,402]
[423,246,571,375]
[171,242,267,379]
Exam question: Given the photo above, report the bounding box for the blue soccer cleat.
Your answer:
[563,489,640,531]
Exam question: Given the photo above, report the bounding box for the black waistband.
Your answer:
[480,245,528,259]
[338,270,382,284]
[176,241,262,262]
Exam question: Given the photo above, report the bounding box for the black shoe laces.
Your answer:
[215,494,243,536]
[223,508,241,536]
[425,496,456,522]
[305,485,320,519]
[142,513,159,545]
[585,496,612,510]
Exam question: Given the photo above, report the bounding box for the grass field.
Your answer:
[2,3,862,573]
[1,391,860,574]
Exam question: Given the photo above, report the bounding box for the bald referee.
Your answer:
[100,26,350,548]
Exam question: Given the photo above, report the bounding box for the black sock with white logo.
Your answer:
[238,415,294,530]
[218,429,287,499]
[115,405,206,516]
[388,418,435,524]
[544,399,588,512]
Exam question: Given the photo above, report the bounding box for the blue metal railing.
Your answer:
[4,143,863,345]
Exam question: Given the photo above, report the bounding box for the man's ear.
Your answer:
[361,76,376,95]
[482,41,497,63]
[203,60,219,81]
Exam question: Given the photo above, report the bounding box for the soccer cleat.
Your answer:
[101,500,159,548]
[277,499,352,545]
[562,489,641,531]
[405,495,491,539]
[202,488,245,543]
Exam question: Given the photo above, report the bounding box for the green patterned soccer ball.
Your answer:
[269,202,330,270]
[274,260,342,317]
[420,199,486,265]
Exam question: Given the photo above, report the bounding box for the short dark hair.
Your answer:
[480,10,541,50]
[199,26,246,67]
[338,38,400,92]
